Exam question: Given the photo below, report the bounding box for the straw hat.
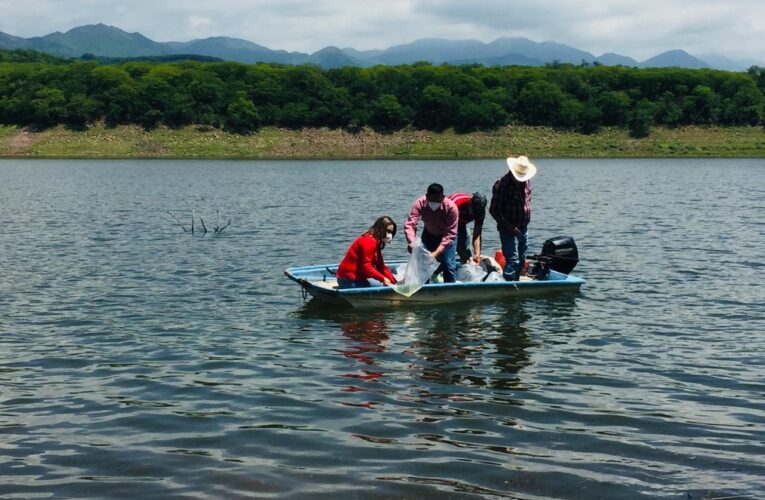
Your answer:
[506,155,537,182]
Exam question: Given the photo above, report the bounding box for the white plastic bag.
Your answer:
[392,237,440,297]
[484,271,505,282]
[456,263,485,282]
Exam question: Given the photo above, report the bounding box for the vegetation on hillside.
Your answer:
[3,124,764,159]
[1,49,764,138]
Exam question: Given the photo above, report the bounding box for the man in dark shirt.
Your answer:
[489,156,536,281]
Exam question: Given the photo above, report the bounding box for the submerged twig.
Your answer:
[217,218,231,233]
[169,209,231,234]
[167,211,187,232]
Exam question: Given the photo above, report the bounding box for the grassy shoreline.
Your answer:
[1,124,765,159]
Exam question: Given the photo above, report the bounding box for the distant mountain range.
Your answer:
[0,24,761,71]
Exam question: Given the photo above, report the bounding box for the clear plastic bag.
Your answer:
[484,271,505,282]
[392,237,440,297]
[456,263,485,282]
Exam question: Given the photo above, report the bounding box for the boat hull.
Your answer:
[285,261,584,308]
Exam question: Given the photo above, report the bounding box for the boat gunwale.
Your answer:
[284,261,585,297]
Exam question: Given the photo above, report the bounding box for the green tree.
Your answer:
[370,94,410,132]
[31,87,67,127]
[103,83,140,127]
[684,85,721,124]
[725,85,764,125]
[556,98,584,128]
[454,101,507,133]
[415,84,457,131]
[517,80,567,126]
[655,91,683,127]
[279,102,311,129]
[578,100,602,134]
[596,91,631,126]
[65,93,99,128]
[628,99,656,138]
[225,91,261,133]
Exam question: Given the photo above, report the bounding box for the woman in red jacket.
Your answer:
[336,216,398,288]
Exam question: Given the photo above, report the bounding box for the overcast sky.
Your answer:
[0,0,762,61]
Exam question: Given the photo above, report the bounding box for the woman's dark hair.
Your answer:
[364,216,397,246]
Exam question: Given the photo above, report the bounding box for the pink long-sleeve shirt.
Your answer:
[404,196,459,254]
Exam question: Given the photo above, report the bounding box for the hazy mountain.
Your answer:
[371,38,490,65]
[451,53,545,67]
[0,31,33,50]
[0,24,760,70]
[341,47,383,61]
[640,50,708,69]
[596,52,639,66]
[698,54,761,71]
[167,36,307,64]
[487,38,596,64]
[306,46,363,69]
[37,24,171,58]
[366,37,598,66]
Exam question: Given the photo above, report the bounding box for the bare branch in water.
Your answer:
[169,209,230,234]
[217,219,232,233]
[167,211,187,232]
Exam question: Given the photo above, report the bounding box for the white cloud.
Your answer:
[0,0,762,61]
[187,15,212,37]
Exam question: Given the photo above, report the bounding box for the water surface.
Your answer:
[1,158,764,498]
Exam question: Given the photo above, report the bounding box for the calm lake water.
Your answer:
[1,158,764,499]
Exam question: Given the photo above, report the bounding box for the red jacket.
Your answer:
[336,235,396,283]
[448,192,485,226]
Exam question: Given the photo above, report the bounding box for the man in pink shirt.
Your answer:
[404,183,459,282]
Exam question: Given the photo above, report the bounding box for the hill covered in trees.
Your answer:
[1,49,764,138]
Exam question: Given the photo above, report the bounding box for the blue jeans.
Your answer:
[337,278,370,289]
[421,228,458,283]
[337,277,384,289]
[456,224,471,263]
[499,225,528,279]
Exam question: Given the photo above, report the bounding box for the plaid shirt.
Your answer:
[489,172,531,228]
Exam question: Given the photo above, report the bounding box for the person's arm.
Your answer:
[471,217,483,262]
[380,260,397,285]
[358,238,388,282]
[404,199,422,251]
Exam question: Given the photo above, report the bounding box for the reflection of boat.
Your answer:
[284,260,584,308]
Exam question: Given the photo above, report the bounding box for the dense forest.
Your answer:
[1,48,764,138]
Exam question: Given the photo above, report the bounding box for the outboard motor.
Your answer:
[540,236,579,274]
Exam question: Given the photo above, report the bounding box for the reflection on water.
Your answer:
[297,298,550,399]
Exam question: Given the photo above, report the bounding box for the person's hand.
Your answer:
[431,250,440,259]
[383,277,392,286]
[513,226,521,235]
[471,255,481,265]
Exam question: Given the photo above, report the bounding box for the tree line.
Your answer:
[1,48,764,137]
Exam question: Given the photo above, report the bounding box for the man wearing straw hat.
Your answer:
[489,155,537,281]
